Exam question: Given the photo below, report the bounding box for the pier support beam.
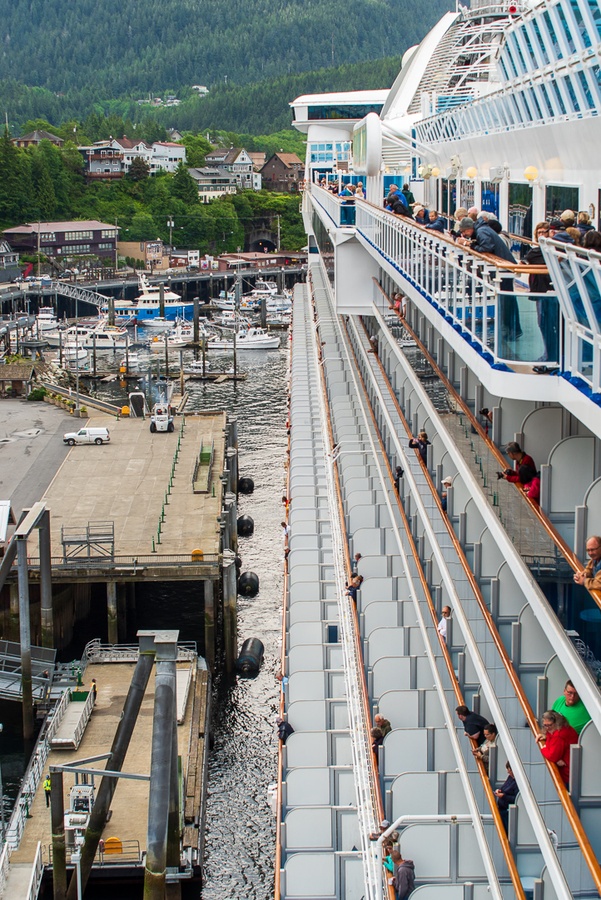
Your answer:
[51,770,67,900]
[144,631,178,900]
[66,633,157,900]
[39,509,54,648]
[204,579,215,672]
[193,296,200,345]
[222,550,238,674]
[107,582,118,645]
[225,492,237,554]
[17,538,34,740]
[117,582,127,642]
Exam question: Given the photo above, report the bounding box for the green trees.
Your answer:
[170,163,199,205]
[127,156,151,181]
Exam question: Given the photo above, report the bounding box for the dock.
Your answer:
[4,637,211,897]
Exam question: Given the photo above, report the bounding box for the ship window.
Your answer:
[509,34,528,75]
[591,0,601,39]
[556,3,576,52]
[550,78,567,115]
[564,75,581,112]
[530,19,550,66]
[508,182,533,239]
[528,87,544,121]
[543,11,563,60]
[520,27,537,69]
[545,184,579,220]
[481,181,500,219]
[503,45,519,78]
[577,70,595,109]
[538,84,555,117]
[569,0,592,47]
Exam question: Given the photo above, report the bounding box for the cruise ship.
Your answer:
[278,2,601,899]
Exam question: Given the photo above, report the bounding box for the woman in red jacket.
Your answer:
[536,710,578,785]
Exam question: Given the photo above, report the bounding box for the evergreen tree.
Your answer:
[30,150,56,219]
[127,156,151,181]
[170,163,198,205]
[0,127,27,224]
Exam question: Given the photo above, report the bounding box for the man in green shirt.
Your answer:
[552,680,591,734]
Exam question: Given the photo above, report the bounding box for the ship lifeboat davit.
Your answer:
[236,637,264,675]
[238,571,259,597]
[237,515,254,537]
[238,476,255,495]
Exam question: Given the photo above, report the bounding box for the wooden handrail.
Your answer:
[343,318,526,900]
[373,279,601,615]
[362,310,601,893]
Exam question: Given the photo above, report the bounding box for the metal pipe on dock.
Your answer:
[39,509,54,648]
[17,538,34,740]
[65,634,157,900]
[144,632,178,900]
[51,770,67,900]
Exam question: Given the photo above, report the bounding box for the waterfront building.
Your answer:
[3,220,119,263]
[279,1,601,898]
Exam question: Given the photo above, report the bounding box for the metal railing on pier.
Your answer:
[82,638,197,665]
[25,553,220,573]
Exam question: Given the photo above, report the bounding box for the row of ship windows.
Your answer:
[309,142,351,164]
[421,65,600,142]
[499,0,601,79]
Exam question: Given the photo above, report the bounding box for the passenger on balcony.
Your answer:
[414,206,429,226]
[517,465,540,505]
[472,722,498,772]
[456,705,489,746]
[536,710,578,786]
[456,213,520,344]
[440,475,453,512]
[402,183,415,205]
[371,726,385,753]
[548,217,574,244]
[355,182,365,199]
[390,850,416,900]
[552,680,591,735]
[577,211,595,237]
[437,605,452,642]
[425,210,446,233]
[385,185,413,219]
[494,762,518,831]
[522,222,558,363]
[339,182,355,198]
[449,208,469,240]
[374,713,392,737]
[573,535,601,593]
[475,210,504,235]
[566,227,582,246]
[498,442,535,483]
[408,431,430,464]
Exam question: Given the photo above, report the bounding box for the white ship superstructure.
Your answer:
[279,2,601,898]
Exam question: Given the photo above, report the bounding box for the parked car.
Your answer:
[63,427,110,446]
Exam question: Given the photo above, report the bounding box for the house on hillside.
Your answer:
[248,152,266,171]
[260,153,304,192]
[204,148,256,190]
[79,138,186,180]
[0,240,21,284]
[12,130,64,149]
[188,168,237,203]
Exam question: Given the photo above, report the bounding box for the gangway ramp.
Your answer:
[1,843,43,900]
[48,690,95,750]
[0,641,56,702]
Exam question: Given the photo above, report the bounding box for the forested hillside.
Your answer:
[0,0,453,126]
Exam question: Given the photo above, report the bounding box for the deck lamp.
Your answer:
[524,166,539,182]
[465,166,478,179]
[431,166,441,177]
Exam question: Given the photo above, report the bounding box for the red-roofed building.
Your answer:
[260,153,304,192]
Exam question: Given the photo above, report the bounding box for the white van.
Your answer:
[63,427,110,446]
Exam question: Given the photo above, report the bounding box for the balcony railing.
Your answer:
[310,183,356,226]
[354,203,559,369]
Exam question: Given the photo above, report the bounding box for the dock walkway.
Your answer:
[10,658,209,874]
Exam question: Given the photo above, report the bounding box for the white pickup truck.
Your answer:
[63,427,110,446]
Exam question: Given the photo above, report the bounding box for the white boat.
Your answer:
[44,322,129,350]
[120,352,141,369]
[36,306,58,332]
[148,322,194,350]
[61,344,88,364]
[114,274,194,322]
[139,317,173,331]
[209,326,280,350]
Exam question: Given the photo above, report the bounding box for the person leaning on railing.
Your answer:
[573,535,601,592]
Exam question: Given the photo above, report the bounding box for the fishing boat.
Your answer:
[114,273,194,322]
[44,322,129,350]
[278,2,601,898]
[35,306,58,332]
[209,326,280,350]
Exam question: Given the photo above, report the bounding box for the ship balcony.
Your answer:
[309,183,356,227]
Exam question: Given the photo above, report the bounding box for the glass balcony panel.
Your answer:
[495,293,559,364]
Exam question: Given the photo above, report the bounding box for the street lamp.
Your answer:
[167,218,175,250]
